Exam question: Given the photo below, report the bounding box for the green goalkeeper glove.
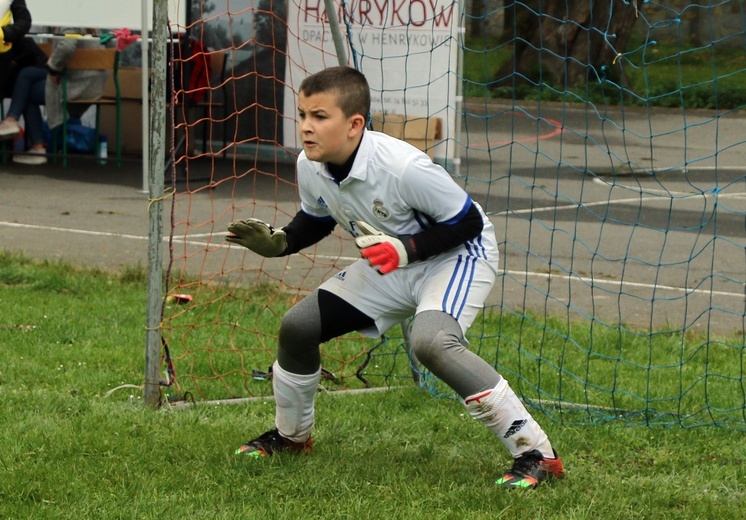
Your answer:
[354,221,413,274]
[226,218,287,257]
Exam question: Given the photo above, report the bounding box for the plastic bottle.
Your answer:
[97,134,108,165]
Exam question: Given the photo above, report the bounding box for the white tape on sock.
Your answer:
[272,361,321,443]
[465,378,553,458]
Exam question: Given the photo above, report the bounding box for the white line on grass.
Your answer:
[167,385,405,409]
[2,221,742,300]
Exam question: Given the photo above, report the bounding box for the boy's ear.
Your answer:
[349,114,367,136]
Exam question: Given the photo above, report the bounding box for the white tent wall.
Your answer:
[25,0,187,191]
[25,0,185,31]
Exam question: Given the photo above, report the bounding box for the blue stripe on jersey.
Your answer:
[414,196,473,231]
[442,196,473,226]
[413,209,428,230]
[442,255,477,319]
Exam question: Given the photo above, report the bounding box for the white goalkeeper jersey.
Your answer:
[296,129,499,263]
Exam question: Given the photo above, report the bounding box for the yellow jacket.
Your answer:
[0,9,12,53]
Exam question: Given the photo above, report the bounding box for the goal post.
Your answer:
[143,0,174,407]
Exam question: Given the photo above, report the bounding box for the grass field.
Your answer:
[2,252,745,519]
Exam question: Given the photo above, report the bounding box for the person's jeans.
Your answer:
[7,66,47,148]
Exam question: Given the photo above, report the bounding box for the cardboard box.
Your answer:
[403,116,441,141]
[103,67,144,100]
[405,139,434,159]
[100,100,192,156]
[370,113,406,139]
[372,113,442,158]
[100,100,144,155]
[99,67,145,155]
[403,116,441,158]
[100,67,199,156]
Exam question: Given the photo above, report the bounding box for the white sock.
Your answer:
[464,378,554,459]
[272,361,321,443]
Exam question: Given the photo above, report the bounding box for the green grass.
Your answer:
[2,252,746,519]
[157,271,746,430]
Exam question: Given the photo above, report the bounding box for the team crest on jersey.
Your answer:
[371,199,391,220]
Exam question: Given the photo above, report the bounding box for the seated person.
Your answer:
[0,28,109,165]
[0,61,46,163]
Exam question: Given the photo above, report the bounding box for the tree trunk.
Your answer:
[493,0,644,88]
[500,1,517,43]
[469,0,488,39]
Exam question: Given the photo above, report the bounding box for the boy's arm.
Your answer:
[355,200,483,274]
[406,200,483,262]
[388,155,485,262]
[281,210,337,255]
[226,210,336,257]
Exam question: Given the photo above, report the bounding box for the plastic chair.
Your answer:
[49,46,122,167]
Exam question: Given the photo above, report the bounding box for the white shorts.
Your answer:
[319,250,498,337]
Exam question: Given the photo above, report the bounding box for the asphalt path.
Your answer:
[1,102,744,335]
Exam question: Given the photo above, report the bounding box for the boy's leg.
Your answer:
[408,310,500,398]
[410,256,563,487]
[237,289,374,455]
[408,311,553,459]
[273,289,374,442]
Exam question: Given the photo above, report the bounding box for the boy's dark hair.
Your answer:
[300,66,370,119]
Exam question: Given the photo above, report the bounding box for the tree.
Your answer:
[493,0,644,88]
[469,0,488,39]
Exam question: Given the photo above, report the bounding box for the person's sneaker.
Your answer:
[496,449,564,489]
[0,119,21,140]
[235,428,313,458]
[13,149,48,165]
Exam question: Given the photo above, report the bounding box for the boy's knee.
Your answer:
[409,329,437,365]
[409,311,465,366]
[409,328,464,368]
[279,308,319,346]
[277,304,323,374]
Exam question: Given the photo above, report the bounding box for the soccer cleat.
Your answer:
[496,449,564,489]
[234,428,313,458]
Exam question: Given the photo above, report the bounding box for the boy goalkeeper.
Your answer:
[226,66,564,489]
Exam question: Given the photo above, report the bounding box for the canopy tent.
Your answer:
[25,0,184,31]
[25,0,187,190]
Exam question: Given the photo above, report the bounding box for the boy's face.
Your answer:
[298,90,365,165]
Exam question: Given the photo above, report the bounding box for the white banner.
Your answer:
[284,0,460,161]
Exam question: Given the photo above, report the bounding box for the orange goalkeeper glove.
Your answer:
[354,221,413,274]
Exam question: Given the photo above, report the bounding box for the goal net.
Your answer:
[159,0,746,429]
